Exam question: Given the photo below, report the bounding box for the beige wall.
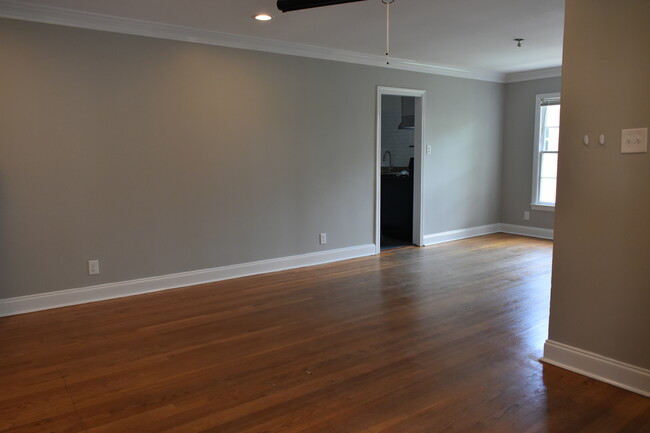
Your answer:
[549,0,650,368]
[0,18,504,299]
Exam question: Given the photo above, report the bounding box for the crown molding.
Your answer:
[505,66,562,83]
[0,0,506,83]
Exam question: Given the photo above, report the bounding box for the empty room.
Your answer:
[0,0,648,432]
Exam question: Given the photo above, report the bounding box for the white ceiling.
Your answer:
[2,0,565,78]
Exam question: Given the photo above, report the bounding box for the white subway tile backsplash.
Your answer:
[381,107,414,168]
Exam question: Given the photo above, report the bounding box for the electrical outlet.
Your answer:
[319,233,327,245]
[88,259,100,275]
[524,211,530,221]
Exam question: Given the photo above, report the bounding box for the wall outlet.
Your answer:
[523,211,530,221]
[88,259,100,275]
[319,233,327,245]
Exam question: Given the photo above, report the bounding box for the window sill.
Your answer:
[531,204,555,212]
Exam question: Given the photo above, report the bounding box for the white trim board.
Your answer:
[499,223,553,240]
[0,0,508,83]
[421,223,553,246]
[423,224,501,246]
[0,244,375,318]
[0,225,554,317]
[542,340,650,397]
[505,67,562,83]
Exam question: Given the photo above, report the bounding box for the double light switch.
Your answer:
[621,128,648,154]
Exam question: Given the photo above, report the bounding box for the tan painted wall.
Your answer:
[549,0,650,368]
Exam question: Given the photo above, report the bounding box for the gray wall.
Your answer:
[549,0,650,368]
[501,77,562,229]
[0,18,504,299]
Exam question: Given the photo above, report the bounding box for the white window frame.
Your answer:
[531,92,560,211]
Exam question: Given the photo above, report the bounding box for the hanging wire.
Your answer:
[382,0,395,64]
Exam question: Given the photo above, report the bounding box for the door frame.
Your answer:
[375,86,426,253]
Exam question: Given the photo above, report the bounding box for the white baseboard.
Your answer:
[422,224,500,246]
[0,223,555,317]
[0,244,376,317]
[542,340,650,397]
[421,223,553,247]
[499,223,554,240]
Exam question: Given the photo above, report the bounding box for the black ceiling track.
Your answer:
[277,0,368,13]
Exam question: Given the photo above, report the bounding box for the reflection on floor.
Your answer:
[2,234,648,432]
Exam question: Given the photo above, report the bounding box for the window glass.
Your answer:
[540,153,558,179]
[539,178,557,204]
[532,93,560,208]
[542,105,560,151]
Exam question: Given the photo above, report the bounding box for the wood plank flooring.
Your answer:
[1,234,648,432]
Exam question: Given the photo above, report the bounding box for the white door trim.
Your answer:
[376,86,426,253]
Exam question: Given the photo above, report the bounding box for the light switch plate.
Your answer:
[621,128,648,154]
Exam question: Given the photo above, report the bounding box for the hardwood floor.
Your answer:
[1,234,648,432]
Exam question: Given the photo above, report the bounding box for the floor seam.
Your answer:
[58,369,90,433]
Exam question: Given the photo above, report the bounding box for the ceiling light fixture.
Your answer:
[514,38,524,47]
[255,14,273,21]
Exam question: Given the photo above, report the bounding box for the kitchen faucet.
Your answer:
[382,151,392,168]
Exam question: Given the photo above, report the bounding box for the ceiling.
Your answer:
[2,0,565,79]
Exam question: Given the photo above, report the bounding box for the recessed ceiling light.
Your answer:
[255,14,273,21]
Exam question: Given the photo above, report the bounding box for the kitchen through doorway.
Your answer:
[375,87,425,252]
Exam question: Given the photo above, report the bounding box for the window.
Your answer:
[532,93,560,210]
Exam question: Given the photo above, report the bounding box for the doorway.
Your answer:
[376,87,425,252]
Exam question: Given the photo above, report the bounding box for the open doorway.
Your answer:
[376,87,425,252]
